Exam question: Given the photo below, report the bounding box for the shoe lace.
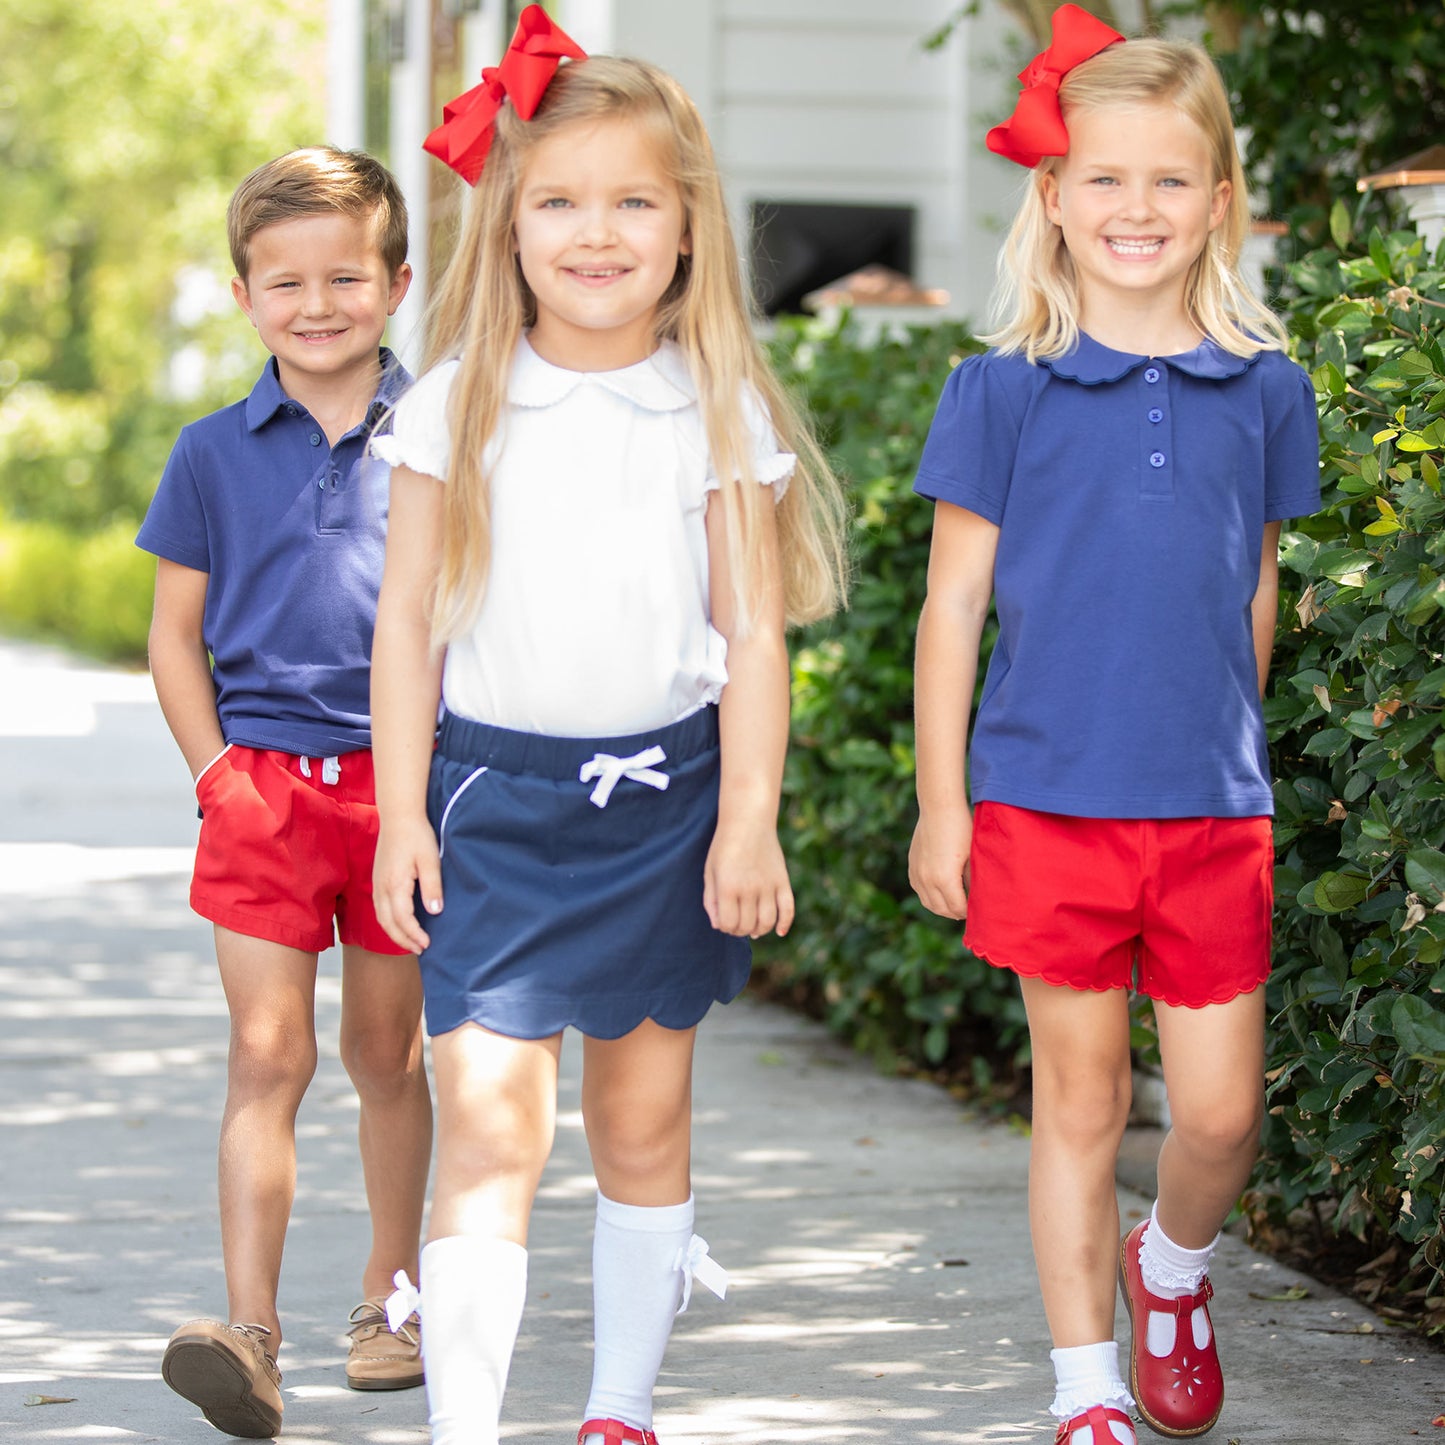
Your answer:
[348,1299,418,1345]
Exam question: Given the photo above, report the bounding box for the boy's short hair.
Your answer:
[227,146,409,280]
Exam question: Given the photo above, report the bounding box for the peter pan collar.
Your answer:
[509,335,697,412]
[1041,332,1261,385]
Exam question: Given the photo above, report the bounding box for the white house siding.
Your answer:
[592,0,1019,324]
[374,0,1024,330]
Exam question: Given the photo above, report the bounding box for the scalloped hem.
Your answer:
[424,982,747,1042]
[969,940,1129,995]
[969,939,1268,1007]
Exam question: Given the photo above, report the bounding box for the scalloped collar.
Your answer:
[1040,332,1262,385]
[509,335,696,412]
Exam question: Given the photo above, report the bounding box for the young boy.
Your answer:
[137,147,432,1439]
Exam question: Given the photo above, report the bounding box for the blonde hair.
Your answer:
[227,146,409,280]
[420,55,848,645]
[987,37,1287,360]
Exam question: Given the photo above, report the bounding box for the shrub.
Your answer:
[758,315,1030,1081]
[1251,215,1445,1328]
[0,515,152,662]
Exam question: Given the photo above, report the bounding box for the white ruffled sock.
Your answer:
[419,1235,528,1445]
[1139,1201,1217,1358]
[582,1193,696,1442]
[1049,1340,1134,1440]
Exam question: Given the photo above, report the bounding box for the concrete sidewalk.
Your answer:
[0,637,1438,1445]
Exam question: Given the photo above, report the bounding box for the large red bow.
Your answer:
[424,4,586,184]
[985,4,1124,168]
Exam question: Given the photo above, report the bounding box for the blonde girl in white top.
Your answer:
[368,10,847,1444]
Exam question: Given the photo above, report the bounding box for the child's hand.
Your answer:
[909,805,973,919]
[373,816,443,954]
[704,822,796,938]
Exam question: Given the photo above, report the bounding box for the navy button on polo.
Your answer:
[1144,366,1161,384]
[1148,407,1164,423]
[309,432,322,446]
[1149,451,1167,468]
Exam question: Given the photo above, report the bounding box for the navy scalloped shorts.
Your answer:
[419,706,751,1040]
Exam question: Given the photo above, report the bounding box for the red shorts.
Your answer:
[191,744,407,956]
[963,802,1273,1008]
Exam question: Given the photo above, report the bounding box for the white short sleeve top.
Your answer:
[371,336,794,737]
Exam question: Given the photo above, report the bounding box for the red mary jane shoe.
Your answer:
[578,1420,659,1445]
[1119,1220,1223,1437]
[1055,1403,1136,1444]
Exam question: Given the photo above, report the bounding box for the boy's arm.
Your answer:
[703,487,794,939]
[1251,521,1283,698]
[909,501,999,920]
[371,465,448,954]
[148,558,224,779]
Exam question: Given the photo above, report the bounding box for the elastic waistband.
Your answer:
[435,707,719,776]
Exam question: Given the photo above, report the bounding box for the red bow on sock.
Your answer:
[423,3,587,184]
[985,3,1124,168]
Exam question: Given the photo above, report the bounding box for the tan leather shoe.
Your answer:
[346,1298,424,1391]
[162,1319,283,1439]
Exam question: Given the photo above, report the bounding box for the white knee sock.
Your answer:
[1049,1340,1133,1436]
[582,1192,697,1439]
[1139,1201,1216,1357]
[419,1234,528,1445]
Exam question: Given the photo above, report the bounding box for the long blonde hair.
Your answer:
[987,37,1287,361]
[420,55,848,645]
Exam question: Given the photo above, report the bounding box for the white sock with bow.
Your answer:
[582,1192,715,1442]
[419,1234,527,1445]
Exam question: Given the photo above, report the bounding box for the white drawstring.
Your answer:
[674,1234,728,1315]
[578,746,669,808]
[298,755,342,784]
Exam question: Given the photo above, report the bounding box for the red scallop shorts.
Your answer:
[190,744,406,956]
[963,802,1273,1008]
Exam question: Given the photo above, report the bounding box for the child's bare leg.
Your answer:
[583,1020,695,1204]
[1019,977,1133,1347]
[1152,987,1265,1245]
[214,926,320,1348]
[429,1021,560,1241]
[579,1022,700,1440]
[420,1024,559,1444]
[339,945,431,1297]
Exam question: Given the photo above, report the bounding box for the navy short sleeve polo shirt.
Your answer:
[914,334,1321,819]
[136,350,412,757]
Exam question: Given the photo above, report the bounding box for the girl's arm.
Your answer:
[1251,521,1283,698]
[148,558,225,779]
[371,465,448,954]
[909,501,1000,920]
[704,487,794,938]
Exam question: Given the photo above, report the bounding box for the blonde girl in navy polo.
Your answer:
[910,9,1320,1445]
[365,10,847,1445]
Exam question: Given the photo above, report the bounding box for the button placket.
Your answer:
[1139,365,1173,500]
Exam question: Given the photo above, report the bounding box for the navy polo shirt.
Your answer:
[914,333,1321,819]
[136,350,412,757]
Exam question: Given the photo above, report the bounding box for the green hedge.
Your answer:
[763,235,1445,1326]
[1253,216,1445,1329]
[0,515,153,662]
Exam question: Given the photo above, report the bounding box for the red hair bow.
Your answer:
[985,4,1124,168]
[424,3,586,184]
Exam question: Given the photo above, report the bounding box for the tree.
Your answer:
[0,0,325,529]
[1206,0,1445,242]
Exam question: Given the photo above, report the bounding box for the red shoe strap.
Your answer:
[1054,1404,1134,1443]
[578,1419,659,1445]
[1139,1273,1214,1317]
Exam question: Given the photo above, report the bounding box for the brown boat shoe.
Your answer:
[162,1319,283,1439]
[346,1297,424,1391]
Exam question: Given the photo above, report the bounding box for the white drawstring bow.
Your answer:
[578,746,669,808]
